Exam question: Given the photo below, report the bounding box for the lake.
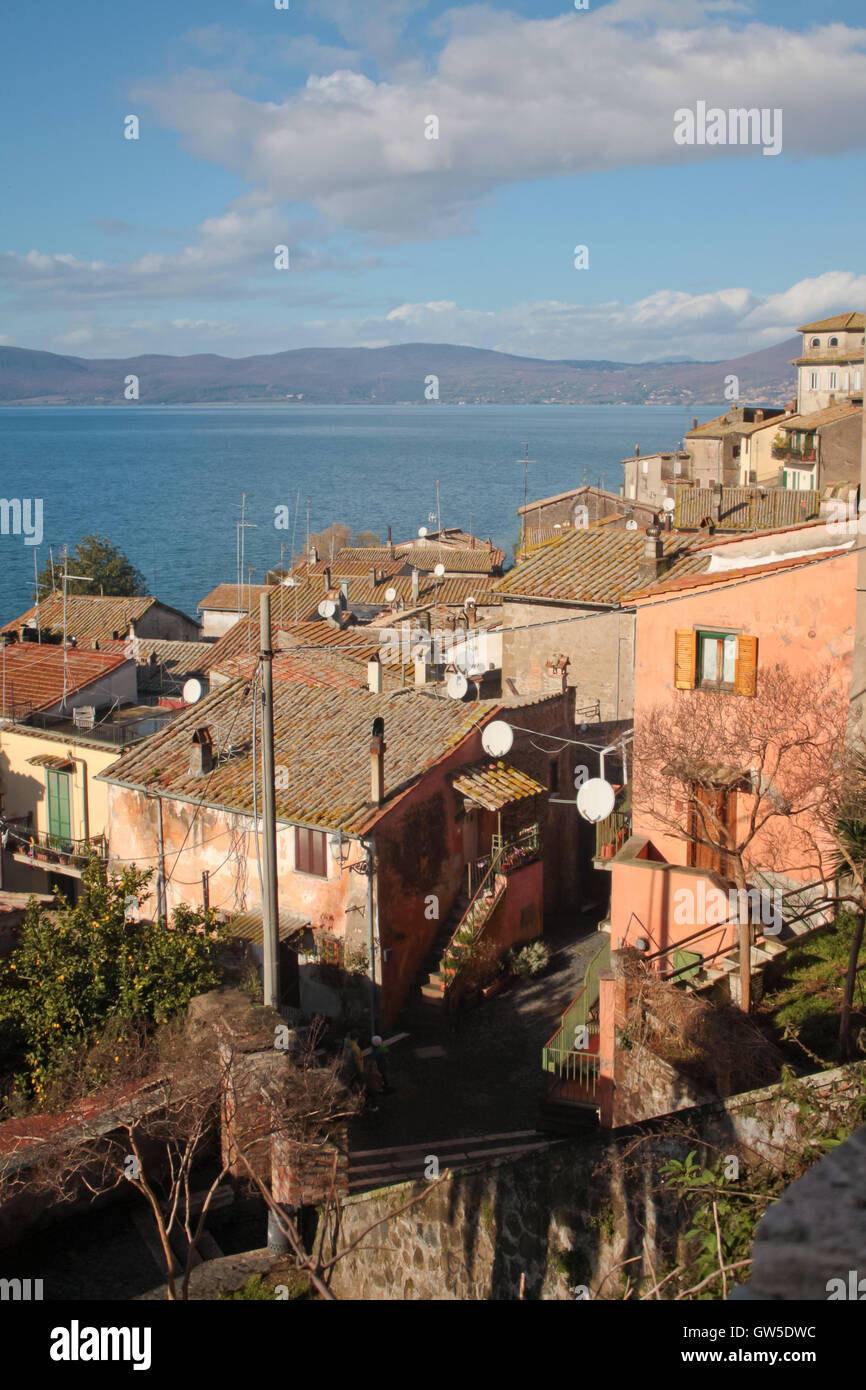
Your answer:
[0,403,715,623]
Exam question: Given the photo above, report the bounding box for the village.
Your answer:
[0,311,865,1303]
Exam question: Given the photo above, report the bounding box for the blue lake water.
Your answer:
[0,403,715,623]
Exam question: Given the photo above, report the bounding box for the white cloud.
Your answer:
[132,4,866,241]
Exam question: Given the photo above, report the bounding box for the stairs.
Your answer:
[414,887,469,1009]
[348,1129,558,1193]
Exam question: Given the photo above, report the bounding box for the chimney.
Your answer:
[369,566,377,588]
[636,516,668,587]
[91,638,100,650]
[310,544,318,565]
[367,654,383,694]
[635,444,640,457]
[386,525,392,546]
[486,537,492,551]
[340,580,349,607]
[411,567,420,604]
[755,409,764,422]
[465,597,477,624]
[190,727,214,777]
[414,655,428,687]
[692,416,698,430]
[323,566,331,592]
[370,717,386,804]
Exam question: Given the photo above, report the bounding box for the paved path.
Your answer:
[349,916,607,1155]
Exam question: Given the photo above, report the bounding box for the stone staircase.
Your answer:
[682,890,830,1002]
[416,886,469,1009]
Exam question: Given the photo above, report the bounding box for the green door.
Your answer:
[46,770,72,848]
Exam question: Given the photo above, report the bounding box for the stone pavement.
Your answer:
[350,915,607,1154]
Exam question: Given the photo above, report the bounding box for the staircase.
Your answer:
[348,1129,559,1194]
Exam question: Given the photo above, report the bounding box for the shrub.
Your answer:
[506,940,551,978]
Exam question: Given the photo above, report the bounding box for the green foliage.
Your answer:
[758,913,866,1063]
[505,939,551,978]
[660,1150,781,1297]
[588,1202,616,1242]
[220,1272,312,1301]
[37,534,146,598]
[0,861,225,1102]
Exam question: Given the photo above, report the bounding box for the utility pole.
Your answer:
[61,551,93,710]
[259,593,280,1010]
[33,551,41,642]
[518,444,535,551]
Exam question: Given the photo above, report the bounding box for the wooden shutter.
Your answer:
[734,635,758,696]
[673,630,697,689]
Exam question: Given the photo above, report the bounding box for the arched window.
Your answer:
[829,336,839,347]
[810,337,820,347]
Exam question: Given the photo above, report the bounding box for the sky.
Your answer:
[1,0,865,364]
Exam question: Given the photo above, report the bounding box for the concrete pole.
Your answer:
[260,593,280,1009]
[849,328,866,732]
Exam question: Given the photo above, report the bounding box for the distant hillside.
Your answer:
[0,338,799,407]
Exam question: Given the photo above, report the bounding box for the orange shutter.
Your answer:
[673,630,697,689]
[734,635,758,696]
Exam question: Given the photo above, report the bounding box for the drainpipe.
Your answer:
[70,755,89,845]
[363,836,377,1034]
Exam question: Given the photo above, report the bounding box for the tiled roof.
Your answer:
[685,411,786,439]
[331,545,503,574]
[797,312,865,333]
[2,594,158,643]
[0,643,131,715]
[674,486,820,531]
[776,403,860,432]
[209,648,382,691]
[226,907,311,945]
[100,678,508,834]
[452,761,547,811]
[198,583,272,612]
[99,638,211,695]
[297,556,405,580]
[204,576,500,673]
[274,622,413,676]
[629,546,853,599]
[495,528,703,605]
[517,484,625,516]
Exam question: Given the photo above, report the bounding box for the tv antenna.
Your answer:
[235,492,257,616]
[60,547,94,709]
[519,442,536,516]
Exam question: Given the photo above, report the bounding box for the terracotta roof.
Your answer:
[452,761,547,811]
[274,622,413,675]
[674,486,820,532]
[100,678,510,834]
[628,543,853,600]
[0,643,132,715]
[797,312,865,333]
[790,355,864,367]
[685,411,786,439]
[495,528,703,605]
[777,403,861,432]
[209,648,381,691]
[517,483,626,516]
[198,583,272,612]
[1,594,159,643]
[332,545,503,574]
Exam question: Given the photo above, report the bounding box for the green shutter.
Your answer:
[47,770,72,846]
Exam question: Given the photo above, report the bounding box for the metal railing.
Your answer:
[595,809,631,859]
[542,936,610,1074]
[14,826,108,866]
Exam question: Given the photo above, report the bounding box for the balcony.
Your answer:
[771,439,816,462]
[10,826,108,878]
[593,808,631,867]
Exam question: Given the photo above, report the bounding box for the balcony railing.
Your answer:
[12,827,108,870]
[542,935,610,1077]
[595,809,631,861]
[772,441,816,462]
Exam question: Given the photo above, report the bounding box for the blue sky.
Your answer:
[1,0,865,362]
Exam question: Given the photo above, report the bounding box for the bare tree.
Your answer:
[637,661,849,1012]
[823,739,866,1059]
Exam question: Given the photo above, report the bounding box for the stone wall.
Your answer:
[318,1061,866,1300]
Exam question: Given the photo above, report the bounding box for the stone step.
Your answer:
[420,982,445,1003]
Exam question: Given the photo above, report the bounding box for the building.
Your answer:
[99,674,577,1026]
[0,645,176,899]
[1,594,200,647]
[792,312,865,415]
[684,407,788,489]
[494,525,706,722]
[198,584,273,639]
[518,483,657,552]
[621,449,691,508]
[767,402,862,492]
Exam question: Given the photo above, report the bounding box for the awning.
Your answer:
[452,760,547,812]
[27,754,75,771]
[227,907,311,946]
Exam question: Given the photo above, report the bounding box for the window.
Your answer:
[46,770,72,847]
[809,371,819,390]
[829,336,839,347]
[674,630,757,696]
[828,371,838,390]
[295,825,327,877]
[810,337,820,348]
[855,371,863,392]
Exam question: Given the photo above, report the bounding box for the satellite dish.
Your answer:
[318,599,337,618]
[482,720,514,757]
[434,563,446,577]
[446,672,469,700]
[282,575,298,587]
[182,678,203,705]
[25,618,38,629]
[577,778,616,824]
[465,594,477,607]
[662,497,676,512]
[385,586,397,602]
[418,526,428,537]
[625,519,638,531]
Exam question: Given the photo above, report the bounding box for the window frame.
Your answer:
[294,825,328,878]
[696,630,738,692]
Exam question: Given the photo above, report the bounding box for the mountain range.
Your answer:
[0,338,800,407]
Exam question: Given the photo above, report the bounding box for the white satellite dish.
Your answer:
[182,678,203,705]
[577,778,616,824]
[385,586,397,602]
[625,519,638,531]
[282,575,298,587]
[662,496,676,512]
[465,594,477,607]
[418,525,428,537]
[481,720,514,757]
[318,599,337,618]
[446,672,469,700]
[434,563,446,577]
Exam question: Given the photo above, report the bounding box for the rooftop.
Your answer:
[495,527,704,605]
[627,521,854,599]
[100,677,523,835]
[797,312,865,333]
[776,402,861,433]
[198,583,273,613]
[685,408,788,440]
[0,643,132,717]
